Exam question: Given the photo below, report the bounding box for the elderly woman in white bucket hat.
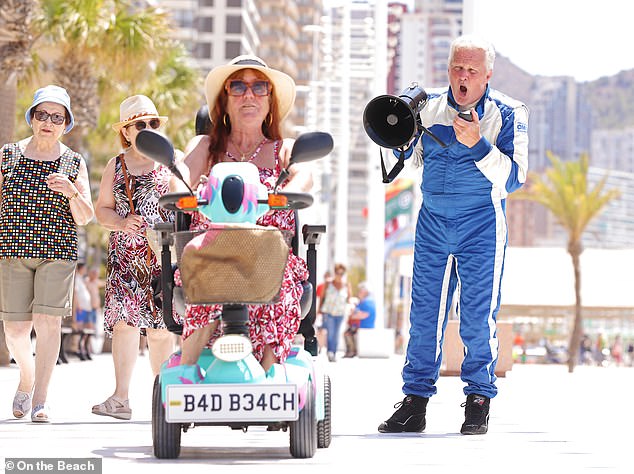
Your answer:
[164,55,313,383]
[0,84,94,422]
[92,95,175,420]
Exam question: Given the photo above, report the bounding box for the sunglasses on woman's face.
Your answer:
[225,80,271,97]
[126,119,161,131]
[33,109,65,125]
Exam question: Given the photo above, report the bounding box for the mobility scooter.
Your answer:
[135,129,333,459]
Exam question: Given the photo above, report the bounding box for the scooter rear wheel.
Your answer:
[289,382,317,458]
[152,375,182,459]
[317,374,332,448]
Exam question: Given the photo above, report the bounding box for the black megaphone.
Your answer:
[363,83,428,149]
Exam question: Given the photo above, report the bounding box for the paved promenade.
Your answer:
[0,352,631,473]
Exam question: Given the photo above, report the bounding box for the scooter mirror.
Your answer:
[135,129,193,194]
[136,129,175,168]
[274,131,334,191]
[289,131,334,165]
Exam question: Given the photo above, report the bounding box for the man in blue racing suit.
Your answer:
[378,35,529,435]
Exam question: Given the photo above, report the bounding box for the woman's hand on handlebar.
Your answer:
[279,138,295,169]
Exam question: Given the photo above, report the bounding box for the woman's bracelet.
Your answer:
[68,191,79,201]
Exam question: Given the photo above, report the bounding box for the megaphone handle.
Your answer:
[381,149,405,184]
[420,125,447,148]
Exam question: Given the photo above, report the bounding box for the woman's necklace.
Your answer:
[227,137,268,162]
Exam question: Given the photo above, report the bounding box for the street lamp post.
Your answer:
[366,1,387,327]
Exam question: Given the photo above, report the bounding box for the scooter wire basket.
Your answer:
[176,224,290,305]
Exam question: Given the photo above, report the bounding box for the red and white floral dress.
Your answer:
[181,141,309,362]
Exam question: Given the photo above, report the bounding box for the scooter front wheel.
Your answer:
[152,375,182,459]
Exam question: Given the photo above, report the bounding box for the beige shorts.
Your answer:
[0,259,76,321]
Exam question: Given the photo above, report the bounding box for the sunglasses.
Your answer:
[33,110,66,126]
[126,118,161,131]
[225,80,271,97]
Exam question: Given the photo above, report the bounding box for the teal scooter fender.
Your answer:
[203,354,267,384]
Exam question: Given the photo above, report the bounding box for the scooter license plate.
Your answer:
[165,384,298,423]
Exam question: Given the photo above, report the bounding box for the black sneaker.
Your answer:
[378,395,428,433]
[460,394,490,435]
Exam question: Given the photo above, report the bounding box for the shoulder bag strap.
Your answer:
[120,154,158,318]
[119,154,136,214]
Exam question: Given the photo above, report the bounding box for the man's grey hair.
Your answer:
[448,35,496,72]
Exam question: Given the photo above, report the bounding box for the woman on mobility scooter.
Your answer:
[166,55,313,381]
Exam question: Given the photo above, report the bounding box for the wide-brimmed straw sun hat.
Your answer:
[111,95,168,132]
[25,85,75,134]
[204,55,296,121]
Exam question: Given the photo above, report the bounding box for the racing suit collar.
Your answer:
[447,84,489,119]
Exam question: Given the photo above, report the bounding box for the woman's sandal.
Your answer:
[12,391,32,419]
[91,396,131,420]
[31,404,50,423]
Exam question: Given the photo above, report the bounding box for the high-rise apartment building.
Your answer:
[399,0,462,89]
[157,0,262,72]
[157,0,321,118]
[584,168,634,249]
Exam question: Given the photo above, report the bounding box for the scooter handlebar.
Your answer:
[276,192,314,210]
[158,192,197,212]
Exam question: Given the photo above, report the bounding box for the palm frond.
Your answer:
[514,151,620,244]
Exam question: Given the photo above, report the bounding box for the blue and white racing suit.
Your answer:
[402,85,528,399]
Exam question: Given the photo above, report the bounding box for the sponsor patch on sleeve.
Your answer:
[516,122,528,132]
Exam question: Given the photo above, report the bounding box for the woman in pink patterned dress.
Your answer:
[92,95,175,420]
[172,55,312,377]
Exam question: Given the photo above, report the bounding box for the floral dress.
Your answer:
[181,140,309,362]
[103,155,173,335]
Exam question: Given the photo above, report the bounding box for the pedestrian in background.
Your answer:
[0,85,94,422]
[73,262,93,360]
[379,35,529,435]
[315,270,332,353]
[85,266,105,327]
[92,95,175,420]
[73,263,93,327]
[343,282,376,358]
[318,263,351,362]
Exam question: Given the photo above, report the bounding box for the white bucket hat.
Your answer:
[25,85,75,134]
[204,55,296,121]
[111,95,168,132]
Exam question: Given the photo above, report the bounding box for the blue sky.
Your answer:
[469,0,634,81]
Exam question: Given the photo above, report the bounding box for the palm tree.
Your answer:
[89,40,202,155]
[514,152,620,372]
[33,0,170,152]
[33,0,199,155]
[0,0,36,144]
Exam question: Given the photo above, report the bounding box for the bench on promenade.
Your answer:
[58,326,96,364]
[440,320,513,377]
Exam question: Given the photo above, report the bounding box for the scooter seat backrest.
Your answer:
[299,281,313,319]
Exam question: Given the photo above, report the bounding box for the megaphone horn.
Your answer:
[363,83,428,149]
